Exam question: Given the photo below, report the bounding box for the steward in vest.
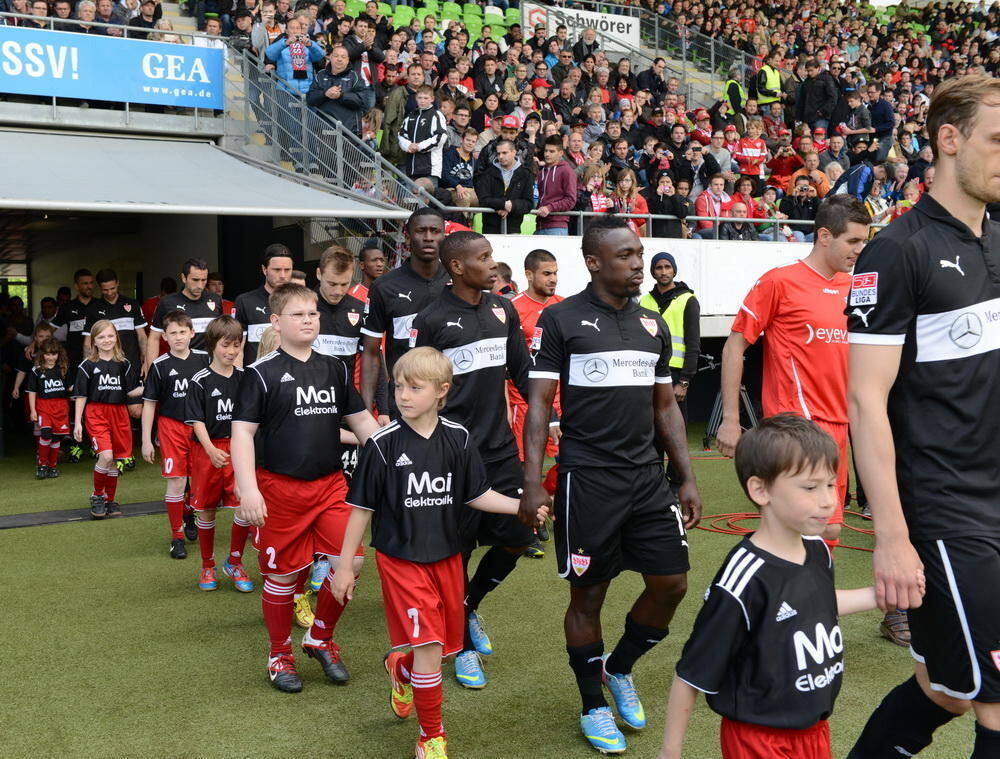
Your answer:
[755,48,784,107]
[722,64,748,116]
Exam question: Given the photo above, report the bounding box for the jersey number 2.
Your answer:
[407,607,420,637]
[265,546,278,570]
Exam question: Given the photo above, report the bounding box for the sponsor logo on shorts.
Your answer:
[850,272,878,307]
[571,549,590,576]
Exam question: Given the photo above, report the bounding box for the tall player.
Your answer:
[50,268,96,462]
[520,218,701,754]
[411,231,538,690]
[846,75,999,758]
[232,283,380,693]
[145,259,223,374]
[360,208,448,422]
[83,269,148,373]
[233,245,294,366]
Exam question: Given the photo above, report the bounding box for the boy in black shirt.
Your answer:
[658,415,877,759]
[332,347,547,759]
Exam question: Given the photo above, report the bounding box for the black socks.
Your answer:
[568,641,608,714]
[605,614,669,676]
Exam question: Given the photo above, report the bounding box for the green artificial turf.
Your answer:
[0,432,975,758]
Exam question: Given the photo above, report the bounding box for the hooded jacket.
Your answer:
[474,158,535,234]
[398,105,448,179]
[535,159,578,230]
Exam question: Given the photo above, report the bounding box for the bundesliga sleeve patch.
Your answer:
[408,329,418,348]
[530,327,543,351]
[850,273,878,307]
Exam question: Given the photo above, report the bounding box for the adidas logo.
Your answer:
[169,369,178,376]
[776,601,798,622]
[280,372,295,383]
[211,388,222,397]
[93,367,100,374]
[395,453,413,467]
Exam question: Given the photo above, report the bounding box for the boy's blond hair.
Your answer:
[393,347,453,409]
[269,283,317,315]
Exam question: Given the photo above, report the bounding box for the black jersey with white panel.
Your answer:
[529,284,672,470]
[184,366,244,440]
[847,194,1000,541]
[315,291,366,377]
[361,259,449,377]
[347,416,490,563]
[73,358,141,404]
[143,351,210,421]
[676,536,842,730]
[235,348,367,481]
[83,296,146,368]
[25,366,72,400]
[233,285,273,366]
[412,288,530,463]
[150,291,224,351]
[50,297,93,368]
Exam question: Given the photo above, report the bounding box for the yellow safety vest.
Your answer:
[640,290,693,369]
[756,65,782,106]
[723,79,748,115]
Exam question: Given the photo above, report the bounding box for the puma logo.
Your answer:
[851,307,874,328]
[446,318,463,329]
[939,257,965,276]
[397,291,413,301]
[581,318,600,332]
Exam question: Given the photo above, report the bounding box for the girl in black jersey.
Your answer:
[25,337,72,479]
[73,320,143,519]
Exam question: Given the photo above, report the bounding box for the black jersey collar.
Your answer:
[441,286,487,310]
[403,257,449,283]
[915,193,993,243]
[584,283,641,314]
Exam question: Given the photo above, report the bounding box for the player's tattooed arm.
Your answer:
[518,377,558,527]
[654,382,702,528]
[231,421,267,526]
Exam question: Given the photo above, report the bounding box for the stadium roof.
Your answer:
[0,130,410,220]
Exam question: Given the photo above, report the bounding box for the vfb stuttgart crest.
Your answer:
[640,316,657,337]
[207,300,216,311]
[492,306,506,324]
[571,550,591,576]
[347,311,360,326]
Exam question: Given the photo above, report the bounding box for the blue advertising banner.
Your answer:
[0,26,224,108]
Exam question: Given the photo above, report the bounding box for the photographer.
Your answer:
[765,132,804,195]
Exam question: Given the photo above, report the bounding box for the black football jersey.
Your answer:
[83,296,146,367]
[347,416,490,563]
[50,297,93,368]
[235,348,367,481]
[361,259,449,383]
[233,285,273,366]
[412,288,531,462]
[676,536,842,730]
[530,284,672,469]
[143,351,210,421]
[25,366,72,400]
[315,291,365,377]
[184,366,244,440]
[73,358,141,405]
[151,291,225,350]
[847,194,1000,541]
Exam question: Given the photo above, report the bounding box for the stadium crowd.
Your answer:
[3,0,997,233]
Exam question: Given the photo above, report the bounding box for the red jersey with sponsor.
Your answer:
[508,291,564,407]
[348,282,369,302]
[730,260,850,423]
[735,136,767,177]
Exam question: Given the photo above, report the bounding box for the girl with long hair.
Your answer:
[26,337,72,479]
[611,168,649,236]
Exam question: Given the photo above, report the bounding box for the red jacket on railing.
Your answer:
[694,189,733,230]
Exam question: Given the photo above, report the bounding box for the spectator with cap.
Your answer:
[689,109,714,145]
[531,78,556,122]
[128,0,159,39]
[476,114,534,179]
[308,44,368,137]
[475,139,534,234]
[526,23,549,56]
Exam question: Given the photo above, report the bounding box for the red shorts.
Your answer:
[158,415,192,478]
[814,419,848,525]
[36,397,70,435]
[85,403,133,459]
[252,469,362,577]
[720,717,831,759]
[509,400,558,460]
[189,439,237,511]
[376,551,465,656]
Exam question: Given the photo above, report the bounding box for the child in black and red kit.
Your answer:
[25,337,72,479]
[72,320,144,519]
[141,310,210,559]
[331,347,548,759]
[183,316,254,593]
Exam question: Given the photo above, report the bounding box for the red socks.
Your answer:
[104,469,119,501]
[165,494,185,539]
[309,569,347,642]
[229,515,251,566]
[262,578,296,655]
[47,439,61,466]
[412,669,444,739]
[37,439,49,465]
[392,651,415,682]
[93,465,113,497]
[196,515,216,568]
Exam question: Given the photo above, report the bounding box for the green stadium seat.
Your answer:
[505,7,519,25]
[442,1,461,18]
[392,5,414,26]
[463,4,482,17]
[377,2,391,15]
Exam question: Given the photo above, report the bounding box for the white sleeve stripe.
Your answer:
[655,376,672,384]
[848,332,906,345]
[360,327,384,338]
[740,304,759,321]
[676,675,719,696]
[528,371,560,380]
[346,501,374,511]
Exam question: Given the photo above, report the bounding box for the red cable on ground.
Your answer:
[696,511,875,552]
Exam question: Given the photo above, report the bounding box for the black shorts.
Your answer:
[461,454,534,551]
[910,536,1000,702]
[554,464,689,586]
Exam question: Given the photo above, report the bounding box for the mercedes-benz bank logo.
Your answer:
[453,349,474,371]
[950,312,982,349]
[583,358,608,382]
